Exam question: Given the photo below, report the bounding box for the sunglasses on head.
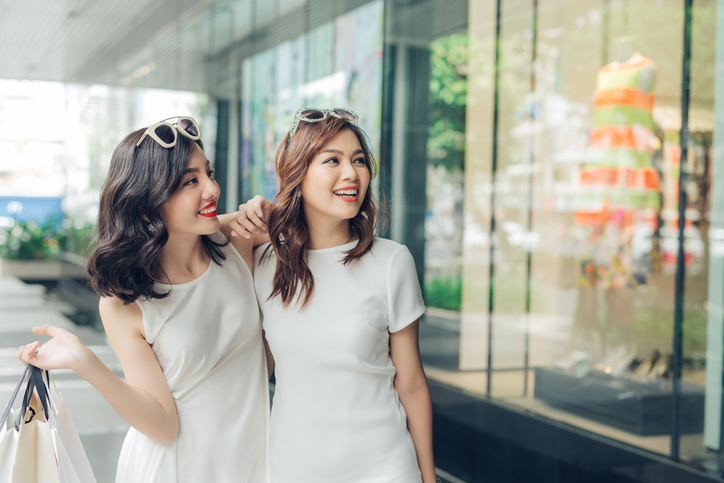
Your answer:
[136,116,201,148]
[287,108,359,144]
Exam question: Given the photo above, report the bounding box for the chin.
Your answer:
[201,218,221,234]
[342,210,362,221]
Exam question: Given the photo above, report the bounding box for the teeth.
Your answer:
[199,204,216,214]
[334,190,357,196]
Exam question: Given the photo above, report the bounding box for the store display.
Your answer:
[631,349,661,378]
[537,346,703,436]
[534,364,704,436]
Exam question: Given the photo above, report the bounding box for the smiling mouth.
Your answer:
[333,188,359,202]
[198,202,217,217]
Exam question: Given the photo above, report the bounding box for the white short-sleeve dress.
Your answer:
[253,237,425,483]
[116,233,270,483]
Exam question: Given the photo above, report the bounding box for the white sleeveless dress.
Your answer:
[116,233,270,483]
[254,238,425,483]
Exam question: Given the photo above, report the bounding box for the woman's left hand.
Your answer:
[16,325,91,373]
[230,195,273,239]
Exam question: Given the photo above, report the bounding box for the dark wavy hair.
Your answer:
[87,127,226,304]
[264,116,378,308]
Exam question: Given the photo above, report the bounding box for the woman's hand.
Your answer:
[16,325,90,373]
[230,195,273,239]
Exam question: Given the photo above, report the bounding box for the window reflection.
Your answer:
[420,0,720,472]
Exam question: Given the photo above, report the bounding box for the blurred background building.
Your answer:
[0,0,722,482]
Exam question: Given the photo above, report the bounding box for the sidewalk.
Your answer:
[0,277,128,483]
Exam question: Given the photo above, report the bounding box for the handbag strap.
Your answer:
[20,365,51,423]
[0,364,30,431]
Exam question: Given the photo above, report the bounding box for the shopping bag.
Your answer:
[0,365,30,482]
[12,391,60,483]
[0,363,61,483]
[0,422,20,481]
[45,373,97,483]
[0,364,96,483]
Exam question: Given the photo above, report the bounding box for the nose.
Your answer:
[341,159,359,181]
[203,175,220,201]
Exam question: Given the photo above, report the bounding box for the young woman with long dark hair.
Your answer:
[230,108,437,483]
[18,117,270,483]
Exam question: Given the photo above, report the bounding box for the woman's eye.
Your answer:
[208,169,215,179]
[353,157,366,165]
[183,178,197,186]
[323,157,339,164]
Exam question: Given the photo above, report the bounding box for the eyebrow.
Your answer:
[184,160,211,174]
[320,149,365,156]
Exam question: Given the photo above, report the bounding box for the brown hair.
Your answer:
[264,116,378,308]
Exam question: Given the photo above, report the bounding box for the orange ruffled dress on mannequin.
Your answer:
[576,53,661,289]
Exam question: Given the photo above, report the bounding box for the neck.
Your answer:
[306,217,355,250]
[615,44,636,64]
[157,233,209,283]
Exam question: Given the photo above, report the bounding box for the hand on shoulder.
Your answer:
[229,195,273,241]
[219,196,273,267]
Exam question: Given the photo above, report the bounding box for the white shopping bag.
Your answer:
[0,423,20,481]
[45,376,97,483]
[2,365,97,483]
[12,391,61,483]
[0,366,29,482]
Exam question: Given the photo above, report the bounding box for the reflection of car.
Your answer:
[463,223,490,248]
[463,221,541,253]
[631,223,704,267]
[631,224,655,262]
[660,226,704,264]
[710,228,724,257]
[500,221,541,252]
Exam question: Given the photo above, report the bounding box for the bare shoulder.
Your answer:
[228,234,254,258]
[98,296,145,338]
[99,296,140,317]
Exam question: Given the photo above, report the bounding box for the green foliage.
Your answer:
[425,275,463,311]
[0,220,61,260]
[59,220,96,258]
[429,33,468,172]
[0,218,97,261]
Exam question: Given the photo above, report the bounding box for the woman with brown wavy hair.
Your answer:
[230,108,437,483]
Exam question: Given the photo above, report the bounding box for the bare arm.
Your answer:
[389,320,436,483]
[18,297,178,444]
[219,197,275,378]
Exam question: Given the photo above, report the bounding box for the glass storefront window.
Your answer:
[415,0,723,474]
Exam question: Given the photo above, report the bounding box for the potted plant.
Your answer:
[0,219,63,280]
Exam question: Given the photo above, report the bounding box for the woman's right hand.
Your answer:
[16,325,90,373]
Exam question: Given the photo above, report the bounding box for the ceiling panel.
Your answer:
[0,0,405,95]
[0,0,215,91]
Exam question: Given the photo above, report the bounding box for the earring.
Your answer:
[147,223,155,234]
[296,190,302,198]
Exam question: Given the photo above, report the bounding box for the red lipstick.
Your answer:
[198,202,217,218]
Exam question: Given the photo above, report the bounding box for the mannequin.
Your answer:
[613,36,655,93]
[570,36,661,362]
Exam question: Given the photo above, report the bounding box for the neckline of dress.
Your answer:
[154,258,214,290]
[307,238,359,254]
